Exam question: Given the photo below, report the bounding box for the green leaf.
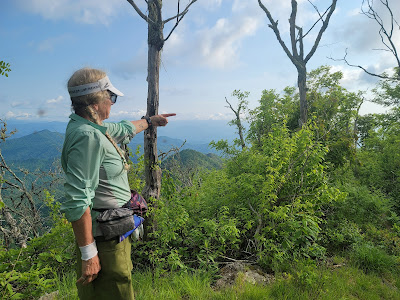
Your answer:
[54,254,62,263]
[11,293,24,300]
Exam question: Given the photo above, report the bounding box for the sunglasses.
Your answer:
[107,90,118,104]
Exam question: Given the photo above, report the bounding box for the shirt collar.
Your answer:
[69,113,107,135]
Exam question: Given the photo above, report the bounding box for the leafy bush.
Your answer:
[0,192,75,299]
[321,175,400,255]
[357,121,400,214]
[132,171,240,272]
[216,122,344,269]
[350,242,398,274]
[363,224,400,256]
[134,121,343,272]
[322,220,363,254]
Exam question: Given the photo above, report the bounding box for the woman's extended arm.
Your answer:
[131,113,176,134]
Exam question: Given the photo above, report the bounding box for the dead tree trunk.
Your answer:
[298,65,307,125]
[126,0,197,201]
[144,0,164,201]
[258,0,337,127]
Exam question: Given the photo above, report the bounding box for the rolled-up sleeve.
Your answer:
[61,131,104,222]
[104,120,136,145]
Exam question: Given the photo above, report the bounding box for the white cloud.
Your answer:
[16,0,125,25]
[46,95,64,104]
[5,111,16,118]
[5,111,34,120]
[11,101,30,108]
[334,0,400,54]
[109,110,145,119]
[195,0,223,11]
[131,2,264,72]
[330,65,364,89]
[197,16,260,69]
[208,112,232,120]
[192,112,233,120]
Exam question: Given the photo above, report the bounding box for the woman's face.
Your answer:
[95,97,112,121]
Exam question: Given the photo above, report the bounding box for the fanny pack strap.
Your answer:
[92,194,135,213]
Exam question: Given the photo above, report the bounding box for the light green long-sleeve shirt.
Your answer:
[61,114,136,235]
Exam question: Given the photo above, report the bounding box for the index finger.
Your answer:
[76,276,86,285]
[83,275,95,286]
[160,113,176,118]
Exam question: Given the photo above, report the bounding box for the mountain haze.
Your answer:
[0,130,223,170]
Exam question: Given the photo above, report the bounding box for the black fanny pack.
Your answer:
[94,190,148,240]
[96,208,135,240]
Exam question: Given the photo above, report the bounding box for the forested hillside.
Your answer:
[0,130,218,171]
[161,149,223,171]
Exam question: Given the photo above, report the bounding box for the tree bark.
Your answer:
[297,65,307,127]
[143,0,164,201]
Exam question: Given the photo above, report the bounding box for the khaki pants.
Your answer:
[76,237,135,300]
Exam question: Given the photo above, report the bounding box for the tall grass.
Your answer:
[54,263,399,300]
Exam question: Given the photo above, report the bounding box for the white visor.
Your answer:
[68,76,124,98]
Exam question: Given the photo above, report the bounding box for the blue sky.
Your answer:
[1,0,399,123]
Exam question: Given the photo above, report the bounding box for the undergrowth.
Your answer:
[51,262,399,300]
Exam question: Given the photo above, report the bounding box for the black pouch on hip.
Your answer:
[96,208,134,240]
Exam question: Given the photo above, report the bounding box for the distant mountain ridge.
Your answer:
[6,119,238,144]
[0,130,64,162]
[0,130,221,169]
[161,149,223,171]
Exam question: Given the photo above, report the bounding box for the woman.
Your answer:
[61,67,175,299]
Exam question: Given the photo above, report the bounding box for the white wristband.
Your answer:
[79,241,98,261]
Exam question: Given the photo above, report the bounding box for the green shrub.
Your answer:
[0,192,75,299]
[363,224,400,256]
[321,178,400,255]
[350,242,398,274]
[322,220,363,254]
[291,258,319,288]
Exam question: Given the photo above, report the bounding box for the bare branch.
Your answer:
[258,0,297,67]
[302,4,331,40]
[360,0,400,72]
[289,0,299,57]
[163,0,197,24]
[163,0,198,42]
[126,0,152,23]
[158,139,186,161]
[329,49,399,81]
[308,0,322,18]
[305,0,337,63]
[248,202,262,244]
[225,95,247,149]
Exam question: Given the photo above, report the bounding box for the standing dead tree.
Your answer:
[126,0,197,201]
[225,90,249,150]
[258,0,337,127]
[335,0,400,81]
